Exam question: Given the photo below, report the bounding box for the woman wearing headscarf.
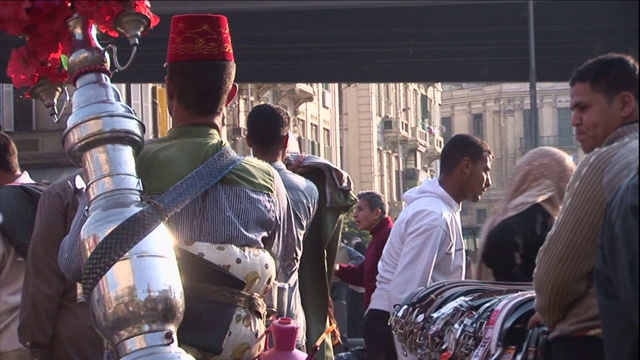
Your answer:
[476,146,576,282]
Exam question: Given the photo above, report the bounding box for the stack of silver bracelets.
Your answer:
[389,280,548,360]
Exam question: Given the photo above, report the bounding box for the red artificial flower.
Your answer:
[2,0,160,90]
[0,0,31,36]
[74,0,159,38]
[25,0,73,43]
[6,46,39,89]
[132,0,159,30]
[74,0,123,37]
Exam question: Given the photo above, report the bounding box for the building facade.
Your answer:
[441,82,581,259]
[0,83,170,183]
[340,83,444,218]
[0,82,342,182]
[225,83,341,166]
[2,80,446,219]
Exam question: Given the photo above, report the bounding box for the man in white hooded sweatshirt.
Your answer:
[368,133,493,360]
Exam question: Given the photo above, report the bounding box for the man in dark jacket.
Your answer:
[18,172,104,359]
[595,169,639,360]
[334,190,394,360]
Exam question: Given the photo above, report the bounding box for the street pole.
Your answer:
[528,0,539,149]
[397,117,403,199]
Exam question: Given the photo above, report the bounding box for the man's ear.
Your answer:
[226,83,239,106]
[245,134,253,148]
[617,91,636,118]
[461,157,473,175]
[282,134,289,152]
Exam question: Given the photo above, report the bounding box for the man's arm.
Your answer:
[534,155,606,329]
[18,178,76,356]
[388,208,448,308]
[335,261,365,287]
[599,172,639,324]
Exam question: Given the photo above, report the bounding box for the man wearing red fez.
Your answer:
[136,14,293,360]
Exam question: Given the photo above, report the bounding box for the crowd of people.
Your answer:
[0,11,637,360]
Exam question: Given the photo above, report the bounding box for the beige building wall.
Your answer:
[341,83,443,218]
[226,83,341,165]
[441,82,581,242]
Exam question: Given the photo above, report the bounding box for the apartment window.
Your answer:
[557,108,572,136]
[523,109,532,140]
[323,128,331,144]
[310,124,319,142]
[441,117,452,141]
[421,94,431,123]
[14,91,34,131]
[476,208,487,224]
[322,83,330,91]
[472,113,484,139]
[298,119,306,138]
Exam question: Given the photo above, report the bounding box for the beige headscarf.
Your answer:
[475,146,577,280]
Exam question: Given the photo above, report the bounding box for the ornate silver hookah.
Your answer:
[31,6,194,360]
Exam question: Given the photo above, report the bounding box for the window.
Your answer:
[421,94,431,123]
[441,117,452,141]
[557,108,572,136]
[476,208,487,224]
[472,113,484,139]
[323,128,331,145]
[298,119,306,138]
[310,123,319,142]
[523,108,539,148]
[13,90,34,132]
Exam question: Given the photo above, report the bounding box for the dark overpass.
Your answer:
[0,0,637,84]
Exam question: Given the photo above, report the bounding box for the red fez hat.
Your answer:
[166,14,234,64]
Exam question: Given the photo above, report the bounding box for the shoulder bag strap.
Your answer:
[80,146,243,299]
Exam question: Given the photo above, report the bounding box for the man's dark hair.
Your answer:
[246,104,290,150]
[357,190,387,218]
[0,131,20,174]
[167,61,236,117]
[569,53,639,103]
[440,134,492,175]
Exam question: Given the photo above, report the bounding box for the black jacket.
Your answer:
[481,203,554,282]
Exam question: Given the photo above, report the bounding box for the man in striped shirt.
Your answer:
[532,53,639,360]
[246,103,320,350]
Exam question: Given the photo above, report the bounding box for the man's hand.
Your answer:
[527,312,543,329]
[286,154,311,174]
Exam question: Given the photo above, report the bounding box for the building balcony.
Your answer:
[519,135,577,152]
[229,126,247,139]
[402,167,429,190]
[381,117,411,150]
[411,126,428,146]
[276,83,316,107]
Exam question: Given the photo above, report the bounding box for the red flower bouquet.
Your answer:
[0,0,159,91]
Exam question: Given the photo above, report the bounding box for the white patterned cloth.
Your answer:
[180,243,276,360]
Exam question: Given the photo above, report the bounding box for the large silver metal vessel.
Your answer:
[62,15,192,360]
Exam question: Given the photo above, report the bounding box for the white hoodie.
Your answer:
[369,178,466,314]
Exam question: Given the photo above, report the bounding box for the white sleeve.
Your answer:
[388,208,448,308]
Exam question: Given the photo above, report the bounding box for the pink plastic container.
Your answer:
[259,317,307,360]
